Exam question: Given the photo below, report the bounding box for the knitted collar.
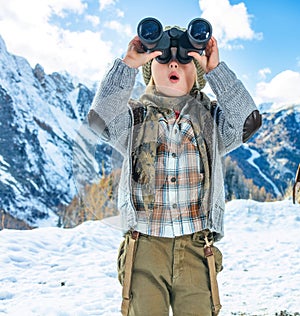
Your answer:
[140,85,196,113]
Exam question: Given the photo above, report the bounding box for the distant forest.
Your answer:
[2,156,296,230]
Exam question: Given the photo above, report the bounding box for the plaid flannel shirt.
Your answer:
[133,109,207,237]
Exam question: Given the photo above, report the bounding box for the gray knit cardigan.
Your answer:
[88,58,258,240]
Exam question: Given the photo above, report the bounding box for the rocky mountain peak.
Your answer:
[0,35,299,228]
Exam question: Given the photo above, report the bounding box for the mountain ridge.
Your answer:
[0,35,299,228]
[0,35,111,227]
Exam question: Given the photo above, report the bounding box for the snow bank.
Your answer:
[0,199,299,315]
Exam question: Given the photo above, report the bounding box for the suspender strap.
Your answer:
[204,236,222,316]
[121,231,139,316]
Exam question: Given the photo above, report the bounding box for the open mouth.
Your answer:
[169,72,180,83]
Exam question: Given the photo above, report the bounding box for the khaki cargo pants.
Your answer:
[117,232,223,316]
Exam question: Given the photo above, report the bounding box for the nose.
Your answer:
[169,47,178,68]
[169,59,178,69]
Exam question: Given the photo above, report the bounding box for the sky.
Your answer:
[0,0,300,109]
[0,199,300,315]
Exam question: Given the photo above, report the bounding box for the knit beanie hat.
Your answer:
[142,26,206,92]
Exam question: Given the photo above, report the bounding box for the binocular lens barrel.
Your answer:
[190,20,211,40]
[188,18,212,50]
[137,18,163,49]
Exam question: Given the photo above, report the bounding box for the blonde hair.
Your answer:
[145,77,155,93]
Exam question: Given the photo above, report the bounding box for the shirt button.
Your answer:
[172,203,177,209]
[171,177,176,182]
[172,153,177,158]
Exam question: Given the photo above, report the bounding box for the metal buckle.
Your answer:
[131,230,140,240]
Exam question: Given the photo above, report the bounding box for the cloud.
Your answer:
[116,9,125,18]
[99,0,117,11]
[255,70,300,109]
[0,0,113,83]
[46,0,87,16]
[85,15,100,27]
[258,68,271,80]
[198,0,262,48]
[104,20,133,37]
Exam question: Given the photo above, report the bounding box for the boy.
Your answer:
[88,21,261,316]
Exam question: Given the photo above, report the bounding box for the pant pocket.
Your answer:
[117,233,130,285]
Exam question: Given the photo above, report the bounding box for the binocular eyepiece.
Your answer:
[137,17,212,64]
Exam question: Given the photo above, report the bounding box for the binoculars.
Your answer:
[137,17,212,64]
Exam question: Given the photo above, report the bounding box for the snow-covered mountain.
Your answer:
[0,34,299,228]
[0,35,114,227]
[229,103,300,197]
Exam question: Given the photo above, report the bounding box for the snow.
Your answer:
[0,155,10,168]
[0,168,18,186]
[243,143,281,196]
[0,199,300,316]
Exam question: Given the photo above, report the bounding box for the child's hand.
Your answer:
[122,36,162,69]
[188,36,220,73]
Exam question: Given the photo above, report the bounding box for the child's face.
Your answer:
[151,48,196,97]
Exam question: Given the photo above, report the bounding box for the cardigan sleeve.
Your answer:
[205,62,261,154]
[88,58,139,154]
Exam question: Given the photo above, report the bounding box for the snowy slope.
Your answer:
[0,35,114,226]
[229,104,300,198]
[0,199,299,316]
